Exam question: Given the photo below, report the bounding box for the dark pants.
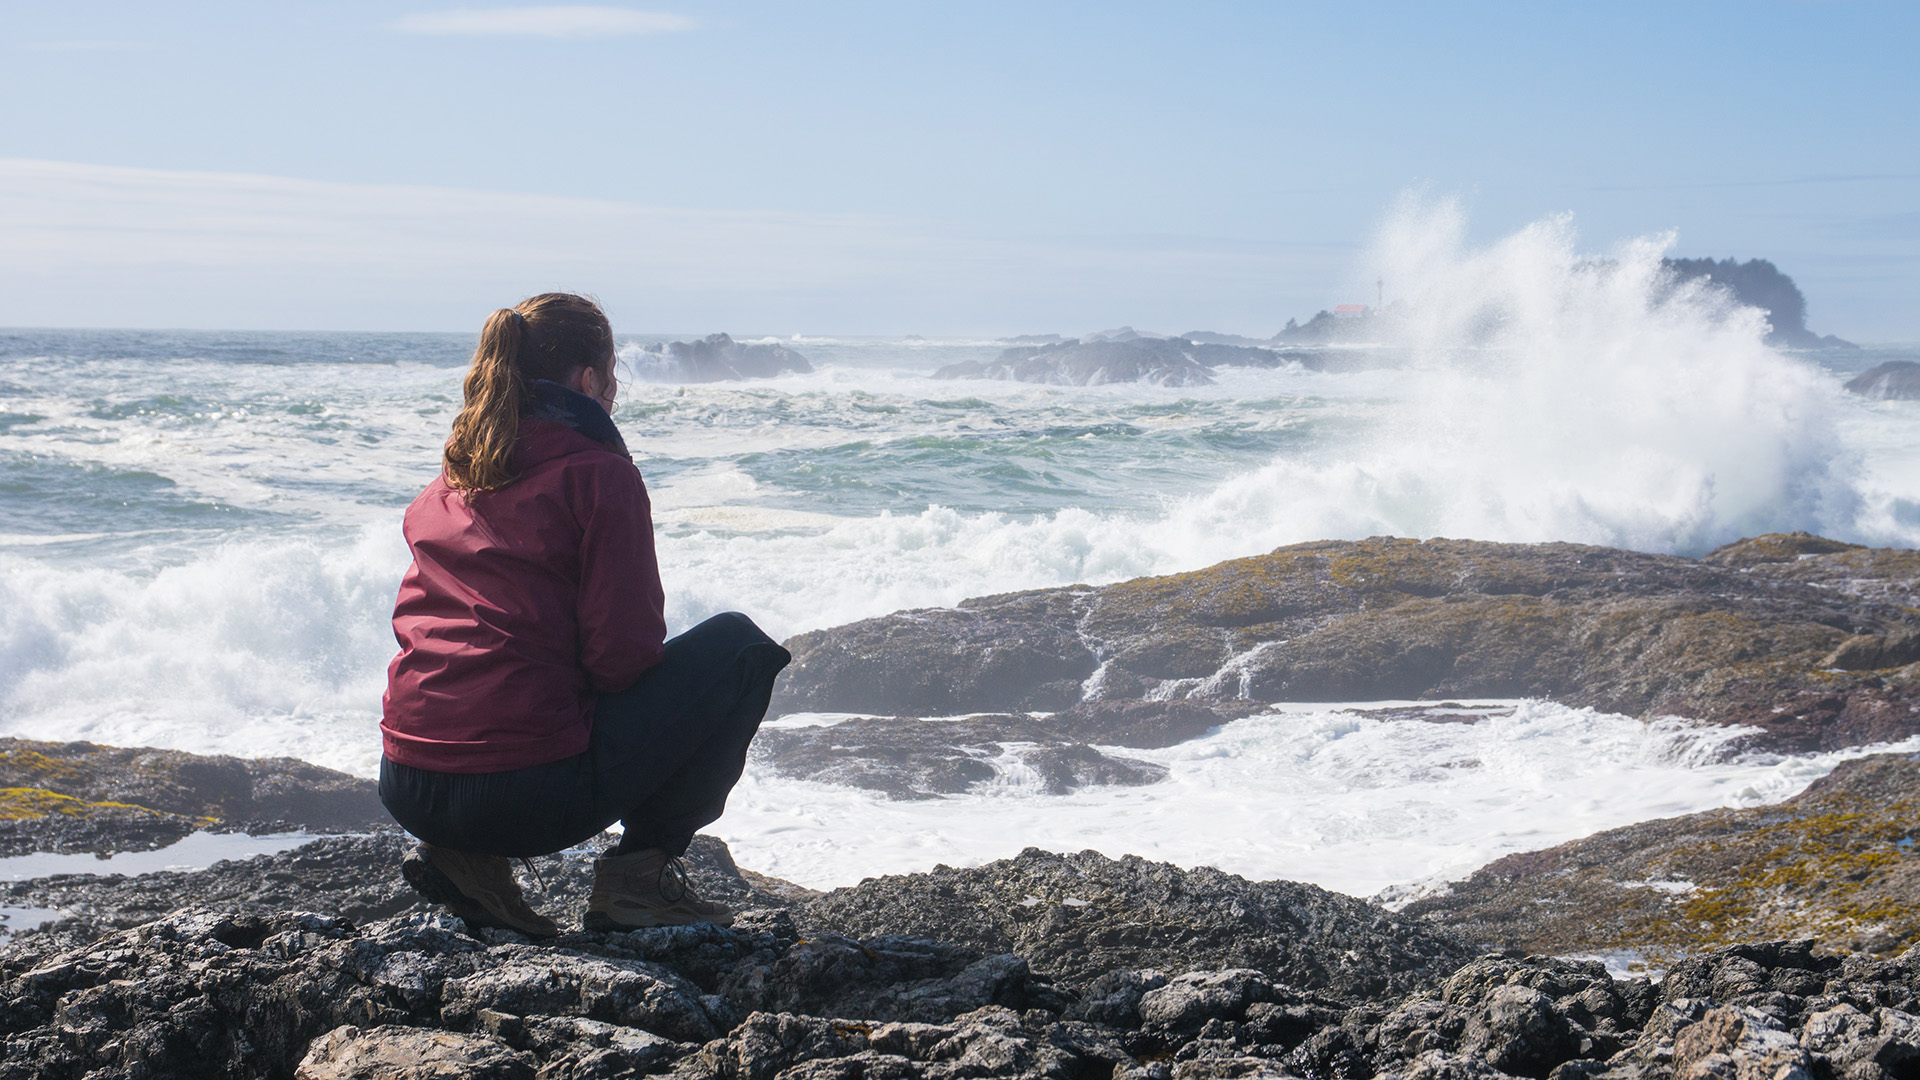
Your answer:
[379,612,791,859]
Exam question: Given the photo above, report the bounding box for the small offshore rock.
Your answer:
[1844,361,1920,400]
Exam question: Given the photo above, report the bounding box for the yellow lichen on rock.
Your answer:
[1407,752,1920,962]
[0,786,186,823]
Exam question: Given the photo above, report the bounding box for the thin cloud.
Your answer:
[0,158,1330,334]
[27,40,151,53]
[390,6,695,38]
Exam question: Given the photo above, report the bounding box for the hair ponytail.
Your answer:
[443,294,614,493]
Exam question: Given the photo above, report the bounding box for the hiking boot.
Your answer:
[584,848,734,930]
[401,842,559,938]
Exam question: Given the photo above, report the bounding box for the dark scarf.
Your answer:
[529,379,630,458]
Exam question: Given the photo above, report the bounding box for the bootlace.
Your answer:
[519,857,548,894]
[656,856,691,903]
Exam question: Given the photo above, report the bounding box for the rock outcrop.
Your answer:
[748,701,1239,801]
[0,832,791,956]
[1846,361,1920,401]
[772,534,1920,754]
[751,717,1170,799]
[798,848,1474,999]
[0,738,385,855]
[1400,751,1920,962]
[935,339,1216,386]
[932,338,1329,386]
[633,334,812,382]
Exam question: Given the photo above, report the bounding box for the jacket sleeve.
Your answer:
[573,456,668,693]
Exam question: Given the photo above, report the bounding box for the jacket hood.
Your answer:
[515,379,631,468]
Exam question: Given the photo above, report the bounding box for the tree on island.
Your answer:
[1662,256,1854,349]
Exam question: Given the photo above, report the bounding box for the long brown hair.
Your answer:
[443,293,615,492]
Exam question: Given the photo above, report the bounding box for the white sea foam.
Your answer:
[719,701,1920,894]
[0,529,406,776]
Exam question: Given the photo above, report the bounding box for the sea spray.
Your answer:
[0,528,407,776]
[1353,197,1856,551]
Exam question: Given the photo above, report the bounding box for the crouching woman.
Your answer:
[378,292,789,937]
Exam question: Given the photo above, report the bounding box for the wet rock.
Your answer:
[801,848,1475,999]
[1458,986,1579,1078]
[1045,699,1246,749]
[501,1014,682,1078]
[750,716,1166,799]
[1170,1056,1298,1079]
[295,1024,536,1080]
[1358,955,1633,1080]
[0,830,801,958]
[1402,757,1920,960]
[933,339,1218,386]
[0,736,386,851]
[776,589,1098,715]
[0,787,206,857]
[1375,1049,1526,1080]
[1798,1003,1920,1080]
[1823,631,1920,672]
[723,931,1069,1023]
[1670,1006,1815,1080]
[671,1011,867,1080]
[1141,970,1283,1035]
[437,946,719,1040]
[633,334,812,382]
[771,536,1920,754]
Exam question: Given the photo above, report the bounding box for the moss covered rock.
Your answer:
[0,738,383,831]
[0,737,386,855]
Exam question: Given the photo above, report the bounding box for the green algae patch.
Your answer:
[0,736,383,831]
[1643,799,1920,956]
[0,748,97,790]
[0,786,196,824]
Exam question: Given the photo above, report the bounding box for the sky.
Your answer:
[1,1,1915,337]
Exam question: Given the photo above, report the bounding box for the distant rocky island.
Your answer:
[0,531,1915,1078]
[954,257,1862,387]
[632,333,813,382]
[1662,257,1855,351]
[934,325,1367,387]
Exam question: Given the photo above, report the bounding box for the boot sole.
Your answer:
[584,908,735,932]
[401,849,559,938]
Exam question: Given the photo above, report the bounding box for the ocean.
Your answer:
[2,214,1917,895]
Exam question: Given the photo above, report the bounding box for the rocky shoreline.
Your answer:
[0,824,1915,1080]
[0,531,1912,1077]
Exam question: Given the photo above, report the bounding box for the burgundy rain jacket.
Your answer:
[381,383,667,773]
